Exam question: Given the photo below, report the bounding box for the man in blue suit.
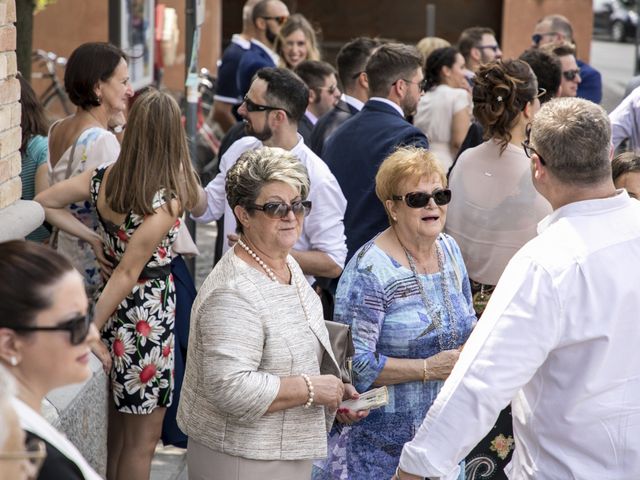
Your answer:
[236,0,289,99]
[323,43,430,263]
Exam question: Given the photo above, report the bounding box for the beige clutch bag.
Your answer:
[324,320,355,384]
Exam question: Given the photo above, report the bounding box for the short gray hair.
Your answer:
[226,147,310,233]
[531,97,611,186]
[0,364,16,448]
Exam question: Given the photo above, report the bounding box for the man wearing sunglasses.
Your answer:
[322,43,429,264]
[540,43,581,98]
[458,26,502,76]
[396,98,640,479]
[531,14,601,103]
[294,60,341,144]
[236,0,289,100]
[191,67,347,283]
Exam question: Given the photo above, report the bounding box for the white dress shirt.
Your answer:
[192,135,348,282]
[399,191,640,479]
[342,94,364,112]
[610,85,640,152]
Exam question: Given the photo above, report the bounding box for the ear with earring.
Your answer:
[9,356,18,366]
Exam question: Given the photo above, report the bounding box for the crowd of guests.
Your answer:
[3,1,640,480]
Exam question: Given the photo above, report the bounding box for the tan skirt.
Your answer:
[187,438,314,480]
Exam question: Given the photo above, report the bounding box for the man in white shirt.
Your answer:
[191,67,347,282]
[395,97,640,479]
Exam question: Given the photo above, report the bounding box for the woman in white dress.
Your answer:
[414,47,471,172]
[47,42,133,298]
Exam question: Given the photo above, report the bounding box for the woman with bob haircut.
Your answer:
[275,13,321,70]
[36,89,201,480]
[315,146,475,479]
[0,240,101,479]
[47,42,134,297]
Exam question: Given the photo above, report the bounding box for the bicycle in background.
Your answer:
[31,49,72,117]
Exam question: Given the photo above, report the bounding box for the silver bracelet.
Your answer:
[301,373,314,408]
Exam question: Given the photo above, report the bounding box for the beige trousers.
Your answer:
[187,438,314,480]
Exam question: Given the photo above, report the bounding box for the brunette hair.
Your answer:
[64,42,127,109]
[612,152,640,184]
[457,27,495,63]
[255,67,308,122]
[337,37,379,90]
[472,59,537,152]
[366,43,423,98]
[274,14,321,68]
[17,73,48,153]
[424,47,460,91]
[105,89,201,216]
[519,49,561,104]
[0,240,75,329]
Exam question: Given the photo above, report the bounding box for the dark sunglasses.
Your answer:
[562,69,580,81]
[5,311,92,345]
[243,96,291,117]
[317,84,339,95]
[260,15,288,25]
[477,44,500,52]
[248,200,312,219]
[392,189,452,208]
[522,124,546,165]
[531,31,559,46]
[392,78,428,92]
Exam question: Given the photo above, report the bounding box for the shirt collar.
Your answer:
[231,34,251,50]
[305,110,318,125]
[537,189,631,234]
[342,94,364,111]
[250,38,280,65]
[369,97,404,116]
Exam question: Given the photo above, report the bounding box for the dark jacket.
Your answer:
[309,100,359,156]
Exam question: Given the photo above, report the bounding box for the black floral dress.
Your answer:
[91,167,179,414]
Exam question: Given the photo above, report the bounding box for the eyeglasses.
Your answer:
[260,15,288,25]
[531,31,560,46]
[392,78,428,92]
[0,437,47,471]
[522,124,546,165]
[477,44,501,52]
[4,311,93,345]
[248,200,312,219]
[391,189,452,208]
[562,69,581,81]
[243,96,291,117]
[317,84,339,95]
[535,87,547,99]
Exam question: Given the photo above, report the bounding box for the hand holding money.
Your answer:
[340,385,389,412]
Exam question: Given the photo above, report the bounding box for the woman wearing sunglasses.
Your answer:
[414,46,471,172]
[178,147,364,480]
[314,146,476,480]
[36,89,201,480]
[444,59,552,479]
[0,240,101,480]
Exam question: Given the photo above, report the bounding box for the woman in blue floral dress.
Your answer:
[36,90,201,480]
[313,147,476,480]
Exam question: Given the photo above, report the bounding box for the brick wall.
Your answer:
[0,0,19,210]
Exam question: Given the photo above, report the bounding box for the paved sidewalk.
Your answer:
[150,221,217,480]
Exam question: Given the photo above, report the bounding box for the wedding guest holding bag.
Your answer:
[36,89,201,480]
[178,147,365,480]
[314,147,476,480]
[0,240,102,480]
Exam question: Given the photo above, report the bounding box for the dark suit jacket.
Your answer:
[298,114,314,145]
[322,99,429,262]
[236,43,276,99]
[577,59,602,104]
[309,100,359,155]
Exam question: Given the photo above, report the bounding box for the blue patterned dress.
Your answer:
[313,233,476,480]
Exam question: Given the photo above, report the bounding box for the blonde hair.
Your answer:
[226,147,310,233]
[416,36,450,64]
[275,14,321,68]
[375,146,446,223]
[105,89,201,216]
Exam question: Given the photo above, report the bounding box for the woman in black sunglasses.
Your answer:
[315,146,476,480]
[444,59,552,479]
[0,240,102,480]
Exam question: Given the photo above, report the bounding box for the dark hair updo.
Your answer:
[424,46,460,91]
[473,59,537,152]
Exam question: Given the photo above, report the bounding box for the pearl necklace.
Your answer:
[237,237,281,283]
